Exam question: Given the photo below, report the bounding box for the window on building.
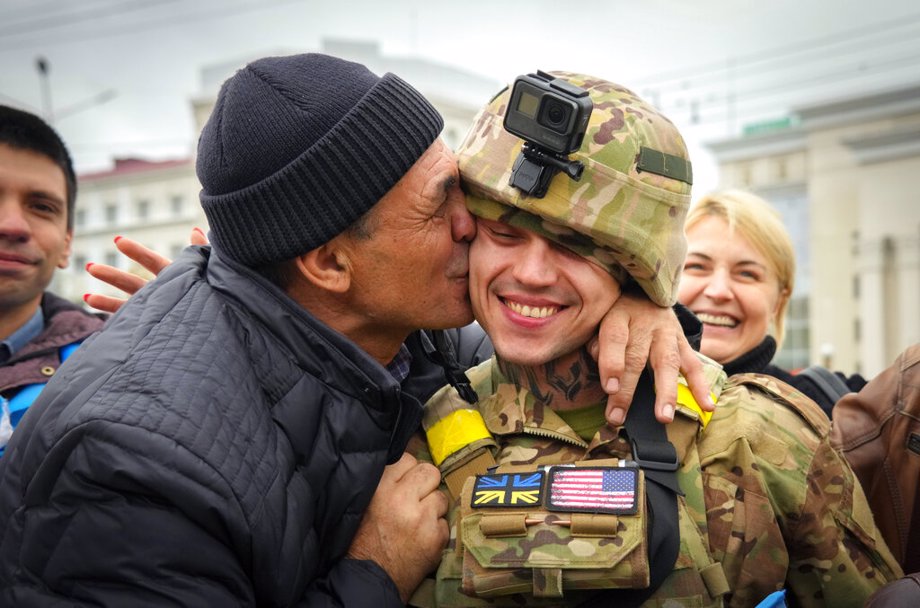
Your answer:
[775,294,810,370]
[775,158,787,181]
[136,199,150,221]
[739,162,752,187]
[171,195,184,217]
[73,254,87,272]
[104,252,118,268]
[75,209,86,227]
[170,243,184,260]
[105,204,118,224]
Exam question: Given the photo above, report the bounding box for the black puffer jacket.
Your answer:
[0,246,423,607]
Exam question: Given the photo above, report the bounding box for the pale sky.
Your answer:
[2,0,919,198]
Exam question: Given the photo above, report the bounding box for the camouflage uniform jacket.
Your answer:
[416,356,901,608]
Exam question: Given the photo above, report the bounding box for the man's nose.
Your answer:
[449,191,476,243]
[0,198,31,242]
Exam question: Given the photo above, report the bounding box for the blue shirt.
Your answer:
[0,307,45,366]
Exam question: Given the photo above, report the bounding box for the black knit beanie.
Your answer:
[197,53,444,267]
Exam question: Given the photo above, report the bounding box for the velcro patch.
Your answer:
[636,146,693,185]
[546,466,638,514]
[471,472,544,507]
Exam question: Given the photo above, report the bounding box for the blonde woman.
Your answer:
[677,189,864,413]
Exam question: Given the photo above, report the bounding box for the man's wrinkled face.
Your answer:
[470,217,621,366]
[340,139,475,343]
[0,144,72,315]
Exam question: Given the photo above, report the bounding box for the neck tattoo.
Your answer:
[498,347,605,411]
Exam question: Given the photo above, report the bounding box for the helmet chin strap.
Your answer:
[430,329,479,405]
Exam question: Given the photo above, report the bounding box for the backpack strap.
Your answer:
[8,339,83,427]
[1,340,83,458]
[623,369,682,596]
[578,369,682,608]
[797,365,851,404]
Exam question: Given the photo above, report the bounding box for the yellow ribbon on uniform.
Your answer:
[426,408,492,466]
[676,382,716,428]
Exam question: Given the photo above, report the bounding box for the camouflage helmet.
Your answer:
[458,72,693,307]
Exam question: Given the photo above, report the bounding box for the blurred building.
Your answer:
[706,84,920,377]
[55,39,502,304]
[191,39,501,151]
[51,157,202,301]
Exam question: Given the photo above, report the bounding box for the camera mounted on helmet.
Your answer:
[503,70,593,198]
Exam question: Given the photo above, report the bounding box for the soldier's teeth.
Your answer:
[696,312,738,327]
[506,300,559,318]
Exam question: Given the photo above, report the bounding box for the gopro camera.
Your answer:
[504,71,593,155]
[503,71,593,197]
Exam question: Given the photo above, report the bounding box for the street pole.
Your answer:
[35,56,53,124]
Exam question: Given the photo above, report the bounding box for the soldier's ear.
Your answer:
[294,242,352,294]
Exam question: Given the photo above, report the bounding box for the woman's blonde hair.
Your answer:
[685,189,796,348]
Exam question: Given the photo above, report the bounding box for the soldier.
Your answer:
[413,73,901,607]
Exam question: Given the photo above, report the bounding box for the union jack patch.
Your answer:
[546,466,638,514]
[471,471,545,507]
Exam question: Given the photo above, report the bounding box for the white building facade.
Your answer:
[706,85,920,377]
[52,158,202,302]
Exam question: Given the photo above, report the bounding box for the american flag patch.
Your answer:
[471,472,545,507]
[546,467,638,514]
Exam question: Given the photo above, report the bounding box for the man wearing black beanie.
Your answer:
[0,53,471,607]
[0,53,712,607]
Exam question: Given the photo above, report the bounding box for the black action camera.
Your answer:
[503,71,593,197]
[504,71,593,155]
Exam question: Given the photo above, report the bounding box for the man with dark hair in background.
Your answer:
[0,105,104,456]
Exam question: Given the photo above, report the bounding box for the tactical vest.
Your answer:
[415,357,732,607]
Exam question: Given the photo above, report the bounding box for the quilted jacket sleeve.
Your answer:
[1,420,403,607]
[304,559,405,608]
[2,422,255,606]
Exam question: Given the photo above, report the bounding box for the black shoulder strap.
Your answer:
[429,330,479,405]
[578,368,681,608]
[442,322,495,369]
[797,365,851,404]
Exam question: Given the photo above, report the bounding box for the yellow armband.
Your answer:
[676,382,716,428]
[426,408,492,466]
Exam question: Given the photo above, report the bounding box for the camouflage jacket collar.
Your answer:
[477,360,632,456]
[475,353,726,454]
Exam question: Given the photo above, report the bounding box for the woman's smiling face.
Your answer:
[678,215,785,364]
